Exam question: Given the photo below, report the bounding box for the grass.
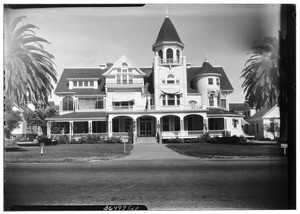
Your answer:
[165,143,284,158]
[5,144,134,163]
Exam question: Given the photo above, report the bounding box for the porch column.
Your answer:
[180,118,184,137]
[108,119,112,137]
[224,118,227,131]
[88,120,92,134]
[69,121,74,139]
[147,97,151,109]
[133,119,137,144]
[204,118,208,133]
[47,121,51,138]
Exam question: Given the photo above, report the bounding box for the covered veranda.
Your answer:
[46,112,107,139]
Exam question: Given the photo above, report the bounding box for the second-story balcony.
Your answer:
[159,58,182,66]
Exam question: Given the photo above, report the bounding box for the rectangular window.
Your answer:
[176,94,180,105]
[79,81,83,86]
[84,81,88,87]
[122,69,127,73]
[162,80,166,84]
[233,119,238,128]
[122,75,127,84]
[209,94,214,106]
[208,78,213,85]
[216,78,220,85]
[90,81,94,86]
[113,119,119,132]
[95,99,103,109]
[129,75,133,84]
[162,117,169,131]
[117,75,121,84]
[256,123,259,133]
[162,95,166,106]
[168,94,175,105]
[252,124,255,134]
[124,119,132,132]
[174,117,180,131]
[73,81,77,87]
[217,94,221,107]
[176,80,180,84]
[221,99,226,108]
[167,80,175,84]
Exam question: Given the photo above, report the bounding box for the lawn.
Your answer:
[165,143,284,158]
[5,144,134,163]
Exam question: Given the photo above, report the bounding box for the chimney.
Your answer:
[99,64,107,70]
[106,63,114,69]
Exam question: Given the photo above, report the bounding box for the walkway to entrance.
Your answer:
[119,143,198,160]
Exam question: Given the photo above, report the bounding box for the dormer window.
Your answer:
[208,78,213,85]
[116,63,133,84]
[71,79,98,89]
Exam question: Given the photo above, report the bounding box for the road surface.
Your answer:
[4,159,288,210]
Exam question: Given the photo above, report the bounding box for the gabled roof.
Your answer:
[55,68,107,95]
[229,102,251,112]
[249,104,278,119]
[70,71,99,79]
[153,17,184,48]
[103,55,146,77]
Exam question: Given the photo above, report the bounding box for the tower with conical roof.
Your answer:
[152,13,188,109]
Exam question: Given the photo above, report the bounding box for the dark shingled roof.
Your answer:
[207,108,243,116]
[229,102,251,112]
[55,62,233,96]
[194,61,221,76]
[50,111,107,119]
[55,68,106,95]
[187,64,234,92]
[153,17,183,47]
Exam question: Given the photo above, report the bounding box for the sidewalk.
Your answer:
[117,143,198,160]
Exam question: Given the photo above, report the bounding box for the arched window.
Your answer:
[158,50,163,59]
[166,48,173,61]
[63,96,74,111]
[121,62,128,68]
[176,50,180,61]
[166,74,175,84]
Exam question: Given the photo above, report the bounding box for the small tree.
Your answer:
[4,99,22,139]
[264,121,280,139]
[29,106,58,136]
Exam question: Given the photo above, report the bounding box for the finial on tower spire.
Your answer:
[166,5,169,17]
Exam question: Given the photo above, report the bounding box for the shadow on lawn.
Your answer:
[5,147,28,152]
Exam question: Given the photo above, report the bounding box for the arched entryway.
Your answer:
[137,116,157,137]
[184,114,204,135]
[160,115,180,132]
[112,116,133,134]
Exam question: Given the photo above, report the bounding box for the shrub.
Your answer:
[206,136,247,144]
[55,135,70,144]
[184,137,206,143]
[4,139,19,148]
[37,136,56,146]
[201,132,210,141]
[163,137,184,144]
[103,137,123,144]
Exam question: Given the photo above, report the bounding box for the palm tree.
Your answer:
[241,36,287,141]
[4,16,57,106]
[29,106,58,136]
[241,36,282,110]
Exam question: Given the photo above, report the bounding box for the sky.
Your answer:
[4,4,281,104]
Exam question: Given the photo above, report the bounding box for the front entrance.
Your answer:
[138,116,156,137]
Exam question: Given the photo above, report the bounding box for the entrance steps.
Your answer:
[136,137,157,144]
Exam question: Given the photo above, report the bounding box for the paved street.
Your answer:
[5,159,288,210]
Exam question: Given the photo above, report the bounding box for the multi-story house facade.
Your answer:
[47,15,245,142]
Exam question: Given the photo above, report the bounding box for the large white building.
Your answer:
[47,15,245,143]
